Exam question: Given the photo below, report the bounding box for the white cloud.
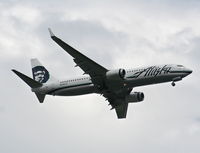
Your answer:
[188,123,200,135]
[0,3,45,59]
[9,5,42,25]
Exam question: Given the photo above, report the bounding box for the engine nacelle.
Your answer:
[126,92,144,103]
[106,69,126,80]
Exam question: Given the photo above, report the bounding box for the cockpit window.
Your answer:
[177,65,183,67]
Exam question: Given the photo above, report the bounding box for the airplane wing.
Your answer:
[103,91,129,119]
[115,102,128,119]
[48,28,130,119]
[48,28,108,87]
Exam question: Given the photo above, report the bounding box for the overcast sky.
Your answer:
[0,0,200,153]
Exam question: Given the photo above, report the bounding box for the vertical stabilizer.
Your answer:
[31,58,57,84]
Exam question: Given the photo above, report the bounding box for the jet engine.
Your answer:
[106,69,126,80]
[126,92,144,103]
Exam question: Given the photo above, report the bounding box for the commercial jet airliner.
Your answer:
[12,28,192,119]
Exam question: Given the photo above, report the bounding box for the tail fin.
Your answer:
[31,58,57,84]
[12,59,57,103]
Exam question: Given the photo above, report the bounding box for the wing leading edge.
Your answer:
[48,28,108,87]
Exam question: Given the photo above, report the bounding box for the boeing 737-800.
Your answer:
[12,28,192,119]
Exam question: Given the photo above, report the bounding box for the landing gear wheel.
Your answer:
[171,82,175,87]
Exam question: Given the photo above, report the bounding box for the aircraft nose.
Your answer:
[185,69,193,75]
[188,70,192,74]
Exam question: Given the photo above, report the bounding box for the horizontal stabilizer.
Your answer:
[35,93,45,103]
[12,69,42,88]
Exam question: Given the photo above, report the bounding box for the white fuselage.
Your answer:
[12,29,193,118]
[35,64,192,96]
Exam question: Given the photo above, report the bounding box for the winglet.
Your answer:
[48,28,55,37]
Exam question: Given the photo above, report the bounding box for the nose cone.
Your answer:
[188,69,192,74]
[185,68,193,76]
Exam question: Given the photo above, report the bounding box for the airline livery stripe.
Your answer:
[47,82,93,94]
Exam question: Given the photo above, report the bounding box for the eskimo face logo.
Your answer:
[32,66,49,83]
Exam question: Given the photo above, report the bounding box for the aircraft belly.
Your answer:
[53,84,96,96]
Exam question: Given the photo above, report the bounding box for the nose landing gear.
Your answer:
[171,81,175,87]
[171,76,182,87]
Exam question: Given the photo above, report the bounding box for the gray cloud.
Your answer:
[0,0,199,153]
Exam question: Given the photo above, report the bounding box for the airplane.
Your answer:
[12,28,193,119]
